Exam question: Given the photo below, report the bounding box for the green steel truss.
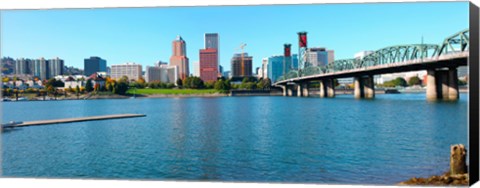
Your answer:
[276,29,469,82]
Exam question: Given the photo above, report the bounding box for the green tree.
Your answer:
[176,78,183,88]
[85,79,94,92]
[183,76,204,89]
[408,76,422,86]
[114,81,129,95]
[393,77,408,87]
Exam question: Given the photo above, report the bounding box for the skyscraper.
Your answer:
[84,56,107,76]
[49,57,64,78]
[169,35,189,80]
[37,57,49,81]
[199,48,218,82]
[231,53,253,78]
[204,33,219,49]
[306,48,329,67]
[267,54,298,82]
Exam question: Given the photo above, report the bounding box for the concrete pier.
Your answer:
[354,76,375,99]
[319,79,335,98]
[302,83,309,97]
[354,76,363,99]
[297,84,303,97]
[319,80,326,98]
[426,69,437,100]
[6,114,146,128]
[287,86,293,96]
[364,75,375,99]
[326,79,335,98]
[426,68,459,101]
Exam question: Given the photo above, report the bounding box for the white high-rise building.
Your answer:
[261,57,269,79]
[145,64,178,84]
[192,61,200,77]
[111,63,142,81]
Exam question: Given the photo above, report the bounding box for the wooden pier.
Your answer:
[3,114,146,128]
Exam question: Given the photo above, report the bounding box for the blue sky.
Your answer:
[0,2,469,72]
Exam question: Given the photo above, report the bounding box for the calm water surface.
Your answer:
[1,93,468,184]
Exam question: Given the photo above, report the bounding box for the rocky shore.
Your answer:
[399,172,469,186]
[399,144,469,186]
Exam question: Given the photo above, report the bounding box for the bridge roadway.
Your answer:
[274,52,468,101]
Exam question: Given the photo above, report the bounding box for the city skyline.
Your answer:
[0,2,469,73]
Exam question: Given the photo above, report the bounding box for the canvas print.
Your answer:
[0,2,472,186]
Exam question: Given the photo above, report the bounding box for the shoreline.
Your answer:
[2,90,469,101]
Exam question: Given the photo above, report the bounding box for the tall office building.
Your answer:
[49,57,64,78]
[204,33,219,49]
[84,56,107,76]
[306,47,329,67]
[267,54,298,82]
[110,63,142,81]
[231,53,253,78]
[199,48,219,82]
[169,35,189,80]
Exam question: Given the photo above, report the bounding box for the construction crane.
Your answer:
[236,43,247,76]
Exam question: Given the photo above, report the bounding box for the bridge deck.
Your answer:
[275,52,468,85]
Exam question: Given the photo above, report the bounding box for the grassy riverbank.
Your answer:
[126,88,218,95]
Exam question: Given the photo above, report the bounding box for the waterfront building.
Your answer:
[110,63,142,81]
[231,53,253,78]
[145,64,178,84]
[48,57,64,78]
[267,54,298,82]
[84,56,107,77]
[63,76,87,89]
[199,48,219,82]
[169,35,189,80]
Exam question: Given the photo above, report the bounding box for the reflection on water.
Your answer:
[1,94,468,184]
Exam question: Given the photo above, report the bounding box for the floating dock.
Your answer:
[3,114,146,128]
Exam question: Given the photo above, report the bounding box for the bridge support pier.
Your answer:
[297,84,303,97]
[279,85,287,96]
[354,75,375,99]
[319,79,335,98]
[426,68,459,101]
[287,86,293,97]
[302,83,309,97]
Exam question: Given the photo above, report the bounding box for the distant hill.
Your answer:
[64,66,84,75]
[1,57,15,75]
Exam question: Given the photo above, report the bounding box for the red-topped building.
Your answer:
[199,48,218,82]
[169,35,189,80]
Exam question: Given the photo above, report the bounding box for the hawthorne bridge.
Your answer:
[273,29,469,101]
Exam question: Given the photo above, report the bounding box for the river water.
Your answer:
[1,93,468,184]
